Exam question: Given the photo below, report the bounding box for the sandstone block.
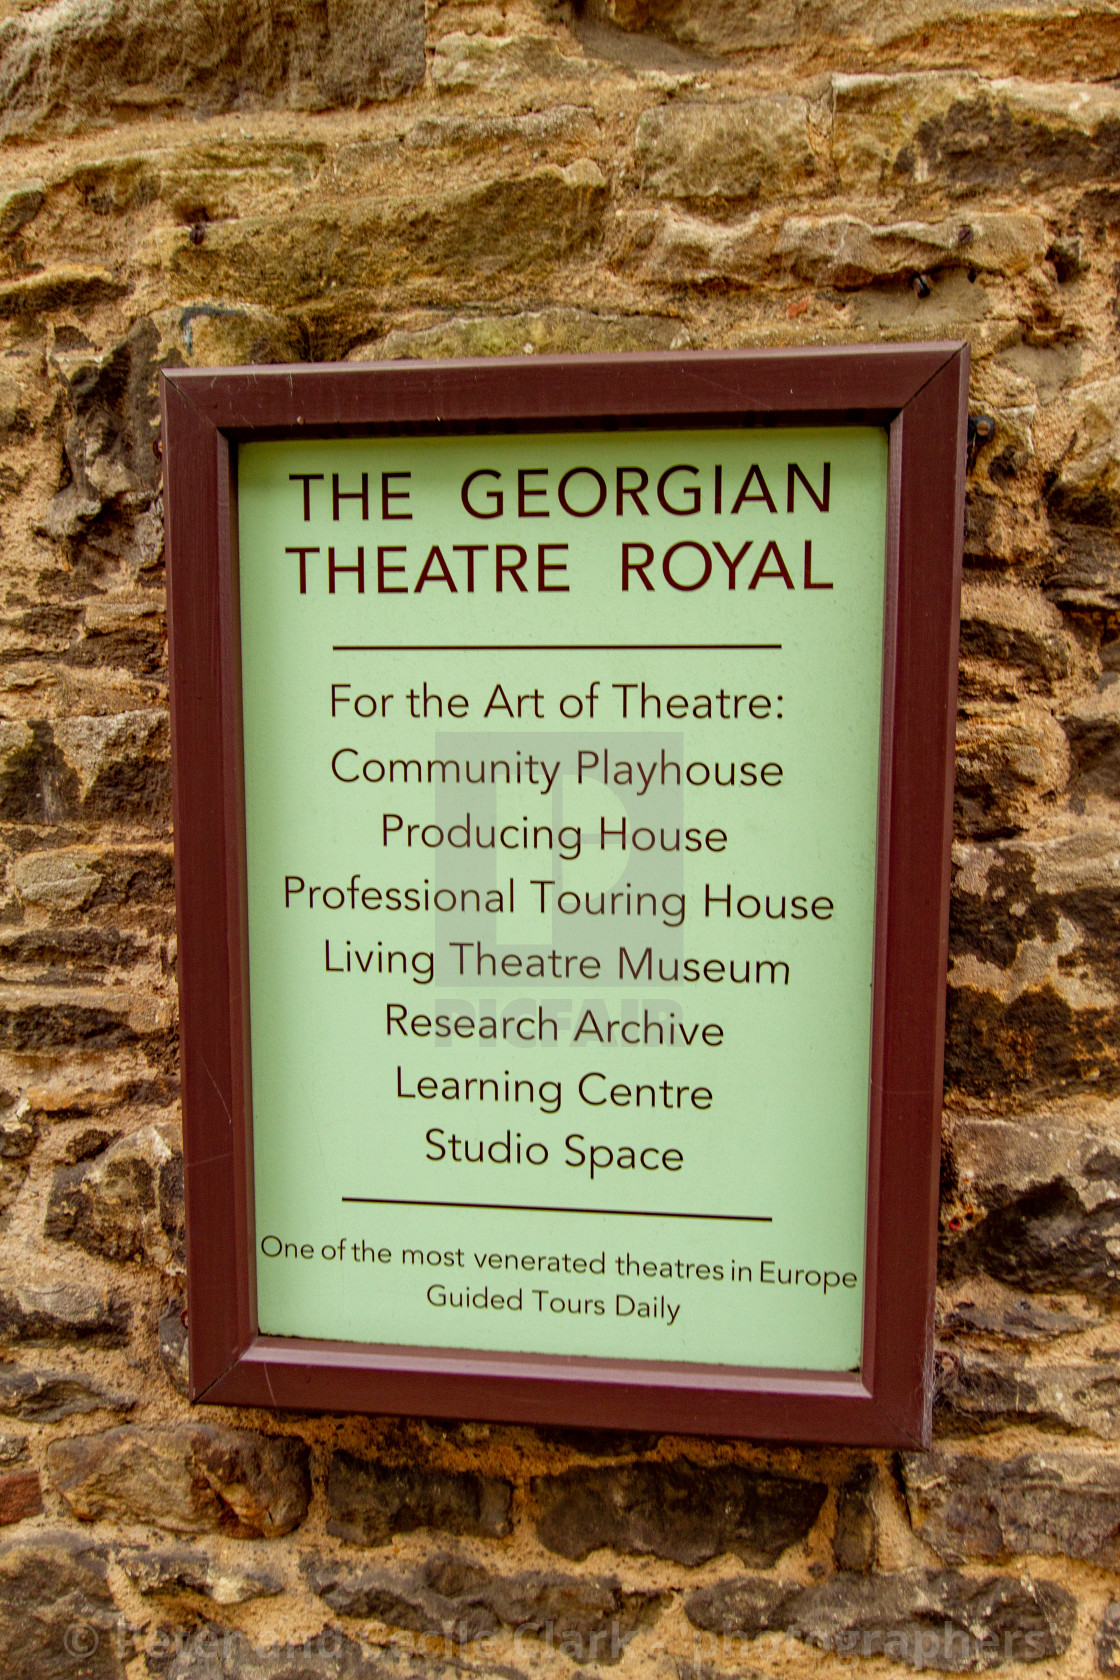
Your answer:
[309,1552,664,1661]
[45,1123,183,1270]
[686,1567,1075,1665]
[833,1463,877,1573]
[0,178,44,236]
[636,96,814,202]
[403,106,599,154]
[118,1543,282,1603]
[1049,378,1120,527]
[12,849,101,911]
[834,73,1120,193]
[431,32,596,93]
[903,1448,1120,1565]
[0,0,424,134]
[0,719,77,824]
[935,1348,1120,1439]
[1099,1601,1120,1674]
[533,1459,827,1565]
[773,211,1045,287]
[0,1280,130,1345]
[54,711,170,823]
[327,1451,513,1546]
[941,1111,1120,1297]
[954,706,1070,836]
[1062,681,1120,797]
[0,1467,42,1526]
[0,1361,134,1422]
[48,1423,311,1537]
[958,584,1071,694]
[0,265,125,316]
[352,306,690,361]
[0,1530,128,1677]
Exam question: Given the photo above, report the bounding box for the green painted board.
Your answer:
[237,425,889,1373]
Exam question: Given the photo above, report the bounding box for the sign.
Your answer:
[162,347,968,1443]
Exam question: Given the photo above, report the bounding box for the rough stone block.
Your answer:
[941,1108,1120,1298]
[351,306,690,361]
[533,1459,827,1565]
[54,711,170,824]
[1099,1600,1120,1674]
[431,32,597,93]
[45,1123,183,1269]
[326,1452,513,1545]
[958,584,1071,694]
[903,1447,1120,1564]
[636,96,814,201]
[954,706,1070,836]
[118,1543,282,1603]
[686,1566,1075,1665]
[0,0,424,133]
[0,1362,134,1422]
[309,1553,663,1661]
[1062,682,1120,797]
[834,73,1120,193]
[0,1530,128,1677]
[935,1348,1120,1439]
[0,1467,42,1526]
[0,1281,131,1345]
[11,849,101,910]
[48,1423,311,1537]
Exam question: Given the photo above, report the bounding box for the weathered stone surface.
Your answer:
[935,1348,1120,1438]
[431,32,597,93]
[533,1460,827,1565]
[1062,682,1120,799]
[636,97,814,201]
[45,1123,183,1270]
[942,1111,1120,1298]
[903,1448,1120,1564]
[1099,1600,1120,1674]
[0,178,44,236]
[310,1553,664,1661]
[615,204,1041,289]
[833,73,1120,193]
[118,1543,282,1603]
[0,719,78,823]
[0,1279,130,1345]
[327,1452,513,1546]
[1049,379,1120,528]
[48,1423,311,1537]
[946,832,1120,1100]
[403,107,599,154]
[0,1466,42,1525]
[44,320,163,538]
[54,711,170,823]
[773,212,1045,287]
[11,848,101,910]
[939,1280,1099,1343]
[601,0,1120,63]
[0,1530,129,1677]
[958,584,1071,695]
[0,264,126,316]
[0,0,424,133]
[686,1567,1075,1666]
[0,1360,134,1421]
[159,162,608,307]
[350,306,691,361]
[151,1628,505,1678]
[954,707,1070,836]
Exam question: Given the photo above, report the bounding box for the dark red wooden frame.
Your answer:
[161,345,968,1445]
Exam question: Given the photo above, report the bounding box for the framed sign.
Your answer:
[162,346,968,1445]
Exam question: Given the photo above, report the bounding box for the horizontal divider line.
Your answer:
[332,643,782,651]
[342,1196,771,1222]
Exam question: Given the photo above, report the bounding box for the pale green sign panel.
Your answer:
[237,425,889,1373]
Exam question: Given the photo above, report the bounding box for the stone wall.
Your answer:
[0,0,1119,1674]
